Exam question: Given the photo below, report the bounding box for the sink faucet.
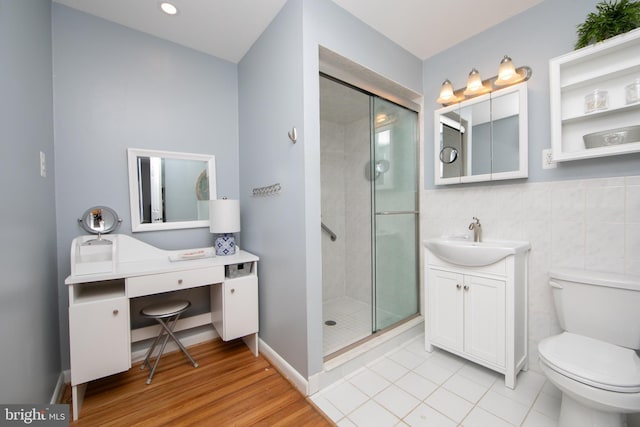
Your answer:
[469,217,482,242]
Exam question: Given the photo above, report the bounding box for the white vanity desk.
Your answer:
[65,234,259,420]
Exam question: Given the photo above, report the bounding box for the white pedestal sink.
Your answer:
[424,237,530,267]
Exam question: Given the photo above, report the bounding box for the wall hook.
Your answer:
[288,127,298,144]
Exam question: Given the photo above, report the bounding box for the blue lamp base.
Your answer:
[214,233,236,256]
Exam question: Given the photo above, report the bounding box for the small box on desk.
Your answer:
[225,262,252,278]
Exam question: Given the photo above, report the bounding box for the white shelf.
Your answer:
[550,28,640,162]
[71,280,126,304]
[562,102,640,124]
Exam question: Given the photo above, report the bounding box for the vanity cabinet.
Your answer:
[68,283,131,386]
[66,235,260,421]
[211,262,259,341]
[429,269,506,368]
[550,28,640,161]
[425,249,528,389]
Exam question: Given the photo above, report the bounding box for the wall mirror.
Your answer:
[127,148,216,232]
[434,82,528,185]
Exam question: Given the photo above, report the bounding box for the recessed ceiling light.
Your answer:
[160,2,178,15]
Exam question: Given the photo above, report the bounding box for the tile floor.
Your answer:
[311,334,562,427]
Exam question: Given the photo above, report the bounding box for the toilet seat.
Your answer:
[539,332,640,393]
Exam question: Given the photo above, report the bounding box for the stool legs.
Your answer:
[141,312,198,384]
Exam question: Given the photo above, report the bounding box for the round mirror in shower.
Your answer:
[78,206,122,235]
[439,146,458,164]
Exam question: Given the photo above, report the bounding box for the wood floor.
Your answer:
[62,339,334,426]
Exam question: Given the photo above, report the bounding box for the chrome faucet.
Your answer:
[469,217,482,242]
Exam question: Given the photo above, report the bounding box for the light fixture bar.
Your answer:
[437,57,533,106]
[442,66,531,106]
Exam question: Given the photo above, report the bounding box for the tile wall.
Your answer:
[321,117,372,304]
[421,175,640,370]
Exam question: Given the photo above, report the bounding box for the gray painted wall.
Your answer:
[0,0,60,403]
[239,0,422,379]
[52,4,240,369]
[424,0,640,189]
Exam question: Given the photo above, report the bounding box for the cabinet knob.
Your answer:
[464,285,469,291]
[178,279,183,285]
[456,284,461,290]
[113,309,119,315]
[230,288,235,294]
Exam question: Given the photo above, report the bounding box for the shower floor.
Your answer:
[323,296,409,357]
[323,296,371,357]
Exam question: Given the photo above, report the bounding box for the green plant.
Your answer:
[575,0,640,49]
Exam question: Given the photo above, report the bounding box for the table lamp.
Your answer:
[209,198,240,255]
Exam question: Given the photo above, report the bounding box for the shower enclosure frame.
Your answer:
[320,73,422,359]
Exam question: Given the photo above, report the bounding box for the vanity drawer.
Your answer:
[126,266,224,298]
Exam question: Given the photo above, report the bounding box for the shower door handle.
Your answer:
[375,211,419,215]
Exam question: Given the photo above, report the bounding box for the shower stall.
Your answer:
[320,74,419,358]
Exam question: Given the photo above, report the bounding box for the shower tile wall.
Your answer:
[421,175,640,372]
[321,119,347,301]
[321,116,372,305]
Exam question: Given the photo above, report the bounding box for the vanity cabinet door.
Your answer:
[69,296,130,385]
[464,275,506,367]
[427,268,464,352]
[212,275,258,341]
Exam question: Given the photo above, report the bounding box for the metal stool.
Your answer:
[140,300,198,384]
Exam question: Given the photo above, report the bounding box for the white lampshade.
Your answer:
[436,79,456,104]
[495,55,525,86]
[463,68,487,96]
[209,199,240,233]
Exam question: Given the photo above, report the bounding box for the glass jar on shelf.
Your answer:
[626,78,640,105]
[584,89,608,113]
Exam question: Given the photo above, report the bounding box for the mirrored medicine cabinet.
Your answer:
[127,148,216,232]
[434,82,528,185]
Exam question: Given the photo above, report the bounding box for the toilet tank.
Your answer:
[549,268,640,350]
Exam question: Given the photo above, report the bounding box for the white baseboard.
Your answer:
[50,372,67,404]
[131,326,218,362]
[131,313,213,343]
[258,338,309,396]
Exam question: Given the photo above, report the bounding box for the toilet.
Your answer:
[538,268,640,427]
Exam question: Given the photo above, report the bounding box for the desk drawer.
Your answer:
[126,266,224,298]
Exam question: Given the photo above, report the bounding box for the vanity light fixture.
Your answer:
[160,2,178,15]
[463,68,490,97]
[494,55,527,86]
[436,79,458,104]
[437,55,532,105]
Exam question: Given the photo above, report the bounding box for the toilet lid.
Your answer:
[538,332,640,393]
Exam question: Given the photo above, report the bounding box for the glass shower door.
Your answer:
[372,97,419,332]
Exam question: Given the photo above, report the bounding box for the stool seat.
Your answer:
[140,299,198,384]
[141,300,190,318]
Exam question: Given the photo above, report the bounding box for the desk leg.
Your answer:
[71,383,87,421]
[242,333,259,357]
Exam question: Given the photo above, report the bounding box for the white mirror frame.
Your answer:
[434,82,528,185]
[127,148,216,232]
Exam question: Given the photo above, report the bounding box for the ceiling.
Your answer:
[53,0,544,64]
